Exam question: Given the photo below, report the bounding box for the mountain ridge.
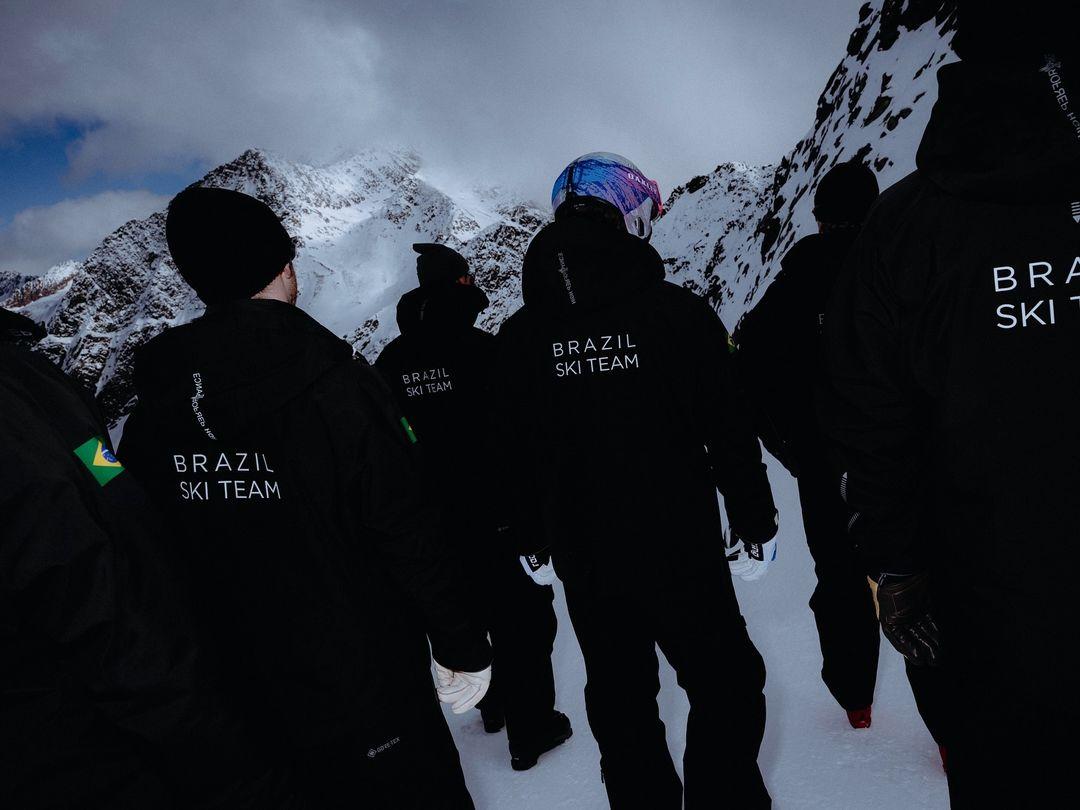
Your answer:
[5,0,956,424]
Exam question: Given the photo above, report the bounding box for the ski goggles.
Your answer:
[551,153,664,221]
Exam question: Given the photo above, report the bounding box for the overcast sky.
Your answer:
[0,0,865,276]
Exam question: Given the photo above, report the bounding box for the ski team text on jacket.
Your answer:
[119,300,491,752]
[494,218,778,592]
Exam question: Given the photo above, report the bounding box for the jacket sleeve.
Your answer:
[822,230,929,575]
[489,323,549,556]
[694,301,778,543]
[732,286,800,476]
[470,332,520,542]
[0,455,301,809]
[348,371,492,673]
[371,342,398,397]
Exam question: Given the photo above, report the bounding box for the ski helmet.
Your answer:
[551,152,664,240]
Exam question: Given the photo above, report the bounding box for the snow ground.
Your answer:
[443,455,950,809]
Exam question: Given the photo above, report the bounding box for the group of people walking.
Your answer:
[2,3,1077,808]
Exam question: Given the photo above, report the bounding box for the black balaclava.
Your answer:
[813,160,880,227]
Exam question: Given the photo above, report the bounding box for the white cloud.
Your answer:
[1,0,383,177]
[1,0,864,202]
[0,190,169,275]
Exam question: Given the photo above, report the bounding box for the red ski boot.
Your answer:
[846,706,873,729]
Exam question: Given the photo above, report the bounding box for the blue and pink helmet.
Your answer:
[551,152,664,241]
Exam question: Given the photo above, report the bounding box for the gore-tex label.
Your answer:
[552,333,640,378]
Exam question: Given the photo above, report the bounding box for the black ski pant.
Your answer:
[944,679,1075,807]
[903,660,950,747]
[475,552,559,756]
[796,458,881,711]
[292,679,474,809]
[927,578,1075,806]
[563,575,769,810]
[800,457,950,743]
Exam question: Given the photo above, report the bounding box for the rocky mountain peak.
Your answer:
[6,0,956,426]
[653,0,955,327]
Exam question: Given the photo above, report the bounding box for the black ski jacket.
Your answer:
[735,227,860,473]
[495,218,777,593]
[0,309,297,809]
[119,300,491,751]
[824,57,1080,701]
[374,283,496,543]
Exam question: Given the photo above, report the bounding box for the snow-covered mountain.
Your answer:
[6,0,956,424]
[0,271,31,301]
[8,149,545,420]
[652,0,956,327]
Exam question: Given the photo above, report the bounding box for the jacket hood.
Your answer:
[396,283,489,335]
[521,218,665,318]
[916,58,1080,204]
[133,299,352,440]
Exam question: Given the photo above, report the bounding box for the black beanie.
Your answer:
[166,186,296,305]
[812,161,880,227]
[414,243,470,287]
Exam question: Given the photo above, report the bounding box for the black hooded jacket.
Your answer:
[824,57,1080,702]
[375,283,496,541]
[495,218,777,592]
[734,227,861,473]
[118,300,490,751]
[0,309,297,809]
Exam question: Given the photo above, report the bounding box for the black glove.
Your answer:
[875,572,941,667]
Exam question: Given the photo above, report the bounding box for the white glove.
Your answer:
[434,661,491,714]
[520,551,557,586]
[726,528,777,582]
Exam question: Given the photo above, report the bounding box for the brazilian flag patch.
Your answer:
[400,417,418,444]
[74,437,125,487]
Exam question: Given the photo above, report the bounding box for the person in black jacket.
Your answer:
[824,4,1080,806]
[734,161,884,728]
[0,308,301,809]
[496,153,779,809]
[375,243,570,771]
[118,187,492,810]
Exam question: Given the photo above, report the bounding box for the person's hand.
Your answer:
[520,550,557,586]
[434,662,491,714]
[726,529,777,582]
[874,572,941,666]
